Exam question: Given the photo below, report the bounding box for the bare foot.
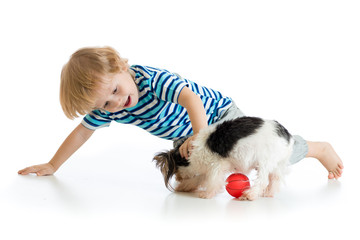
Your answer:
[306,141,344,179]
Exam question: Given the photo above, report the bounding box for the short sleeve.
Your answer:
[81,110,112,130]
[150,69,189,104]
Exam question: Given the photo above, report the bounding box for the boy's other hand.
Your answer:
[18,163,56,176]
[179,134,197,160]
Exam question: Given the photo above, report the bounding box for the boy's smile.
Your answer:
[94,69,139,112]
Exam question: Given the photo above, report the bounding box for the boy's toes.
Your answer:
[331,169,342,179]
[339,163,344,169]
[328,166,344,179]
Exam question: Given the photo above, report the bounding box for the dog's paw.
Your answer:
[175,182,199,192]
[197,191,216,199]
[175,185,187,192]
[262,189,275,198]
[238,195,250,201]
[175,185,196,193]
[239,189,258,201]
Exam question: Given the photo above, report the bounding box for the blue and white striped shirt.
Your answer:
[82,65,233,140]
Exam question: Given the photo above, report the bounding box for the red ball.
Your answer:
[226,173,250,198]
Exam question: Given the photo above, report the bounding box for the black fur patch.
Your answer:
[206,117,264,158]
[274,120,292,143]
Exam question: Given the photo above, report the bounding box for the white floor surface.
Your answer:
[2,136,359,240]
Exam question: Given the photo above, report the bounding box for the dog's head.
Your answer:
[153,148,190,191]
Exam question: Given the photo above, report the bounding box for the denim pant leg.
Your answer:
[289,135,309,164]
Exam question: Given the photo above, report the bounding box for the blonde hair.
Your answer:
[60,46,129,119]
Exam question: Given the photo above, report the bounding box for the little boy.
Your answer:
[18,46,344,180]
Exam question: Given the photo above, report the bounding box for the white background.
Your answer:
[1,0,359,239]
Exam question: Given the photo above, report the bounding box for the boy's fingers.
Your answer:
[36,170,46,176]
[28,166,38,173]
[182,146,188,159]
[18,170,28,175]
[180,142,189,159]
[18,166,38,175]
[179,136,197,159]
[18,168,29,174]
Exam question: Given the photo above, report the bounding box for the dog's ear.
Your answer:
[153,151,177,191]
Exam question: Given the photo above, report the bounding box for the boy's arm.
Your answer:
[178,86,208,159]
[18,123,94,176]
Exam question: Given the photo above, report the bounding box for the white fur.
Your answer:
[175,120,294,200]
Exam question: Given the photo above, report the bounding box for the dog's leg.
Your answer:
[197,162,230,199]
[264,158,288,197]
[175,174,204,193]
[241,167,269,200]
[263,172,281,197]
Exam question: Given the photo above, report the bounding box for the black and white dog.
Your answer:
[153,117,294,200]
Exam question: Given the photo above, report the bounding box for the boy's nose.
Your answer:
[109,95,124,111]
[116,94,124,107]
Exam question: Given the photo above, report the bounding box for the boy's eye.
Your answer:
[103,101,109,109]
[113,87,117,94]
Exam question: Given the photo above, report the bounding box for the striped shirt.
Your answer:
[82,65,233,140]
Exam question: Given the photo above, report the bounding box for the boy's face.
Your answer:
[94,70,139,112]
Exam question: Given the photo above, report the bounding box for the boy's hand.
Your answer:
[179,134,197,159]
[18,163,56,176]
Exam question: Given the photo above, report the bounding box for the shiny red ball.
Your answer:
[226,173,250,198]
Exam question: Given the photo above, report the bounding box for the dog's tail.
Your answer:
[153,148,189,191]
